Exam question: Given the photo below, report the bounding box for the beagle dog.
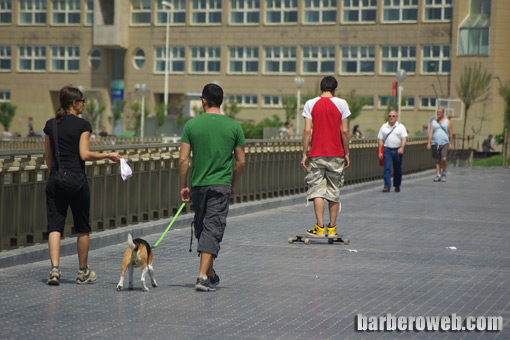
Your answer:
[116,234,157,292]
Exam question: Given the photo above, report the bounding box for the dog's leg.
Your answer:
[128,263,134,290]
[148,264,157,288]
[140,267,149,292]
[117,250,130,291]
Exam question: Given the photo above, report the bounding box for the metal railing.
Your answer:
[0,138,434,250]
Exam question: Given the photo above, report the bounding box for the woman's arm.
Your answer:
[44,135,53,171]
[79,131,122,162]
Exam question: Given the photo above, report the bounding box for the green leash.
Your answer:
[153,202,187,248]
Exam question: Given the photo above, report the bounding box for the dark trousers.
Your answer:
[383,148,403,189]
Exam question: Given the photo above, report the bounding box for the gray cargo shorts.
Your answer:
[305,156,345,202]
[191,185,231,257]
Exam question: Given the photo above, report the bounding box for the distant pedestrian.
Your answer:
[44,86,122,286]
[300,76,351,237]
[352,125,363,138]
[98,126,108,138]
[427,108,453,182]
[482,134,494,153]
[179,83,246,292]
[378,110,407,192]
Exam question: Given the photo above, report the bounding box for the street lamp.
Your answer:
[162,1,173,116]
[294,77,304,134]
[395,69,407,121]
[135,83,148,139]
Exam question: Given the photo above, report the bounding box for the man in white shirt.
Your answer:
[377,111,408,192]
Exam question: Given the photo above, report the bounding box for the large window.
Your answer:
[229,47,259,74]
[131,0,151,24]
[381,46,415,74]
[19,46,46,72]
[86,0,93,25]
[263,95,282,107]
[51,46,80,71]
[264,46,296,74]
[52,0,80,25]
[0,90,10,102]
[401,96,414,109]
[302,46,335,74]
[192,0,222,24]
[0,45,11,71]
[383,0,418,23]
[157,0,186,25]
[231,0,259,24]
[155,46,185,73]
[343,0,376,23]
[304,0,336,24]
[422,45,450,74]
[421,96,437,109]
[227,95,258,107]
[19,0,47,24]
[0,0,12,24]
[424,0,452,21]
[266,0,297,24]
[341,46,375,74]
[458,0,491,56]
[191,47,221,73]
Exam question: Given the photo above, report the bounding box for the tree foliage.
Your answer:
[222,100,242,119]
[282,96,297,123]
[83,100,106,131]
[111,99,126,133]
[241,115,283,139]
[455,63,492,148]
[0,102,16,129]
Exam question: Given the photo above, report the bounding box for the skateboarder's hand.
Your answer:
[181,187,191,202]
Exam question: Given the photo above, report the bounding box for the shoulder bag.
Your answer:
[376,125,397,166]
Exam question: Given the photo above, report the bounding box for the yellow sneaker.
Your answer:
[306,224,325,237]
[326,224,338,237]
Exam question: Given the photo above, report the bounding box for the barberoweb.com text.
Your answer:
[356,313,503,332]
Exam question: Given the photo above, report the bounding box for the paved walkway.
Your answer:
[0,167,509,339]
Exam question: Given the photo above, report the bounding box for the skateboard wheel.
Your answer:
[343,238,350,245]
[288,237,294,244]
[304,239,311,245]
[328,238,334,244]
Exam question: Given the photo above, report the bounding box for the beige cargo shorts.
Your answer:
[305,156,345,203]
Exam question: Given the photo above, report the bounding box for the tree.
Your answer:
[343,90,371,122]
[456,63,492,149]
[130,101,150,131]
[241,115,282,139]
[496,79,510,168]
[282,96,297,123]
[111,99,126,134]
[0,102,16,129]
[83,99,106,132]
[222,100,242,119]
[154,103,167,132]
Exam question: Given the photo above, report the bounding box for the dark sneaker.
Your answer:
[208,272,220,287]
[195,277,216,291]
[395,186,401,192]
[76,266,97,285]
[46,267,61,286]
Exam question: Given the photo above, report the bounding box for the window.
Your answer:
[359,96,374,108]
[155,46,185,73]
[264,46,296,74]
[86,0,93,25]
[90,49,101,69]
[131,0,151,24]
[231,0,260,24]
[302,46,335,74]
[134,49,146,69]
[0,90,10,102]
[229,47,259,74]
[157,0,186,25]
[263,95,282,107]
[401,96,414,109]
[191,47,221,73]
[192,0,222,24]
[19,0,47,24]
[1,0,12,24]
[421,96,437,109]
[0,45,11,71]
[422,45,450,74]
[381,46,415,74]
[52,0,80,25]
[424,0,452,21]
[51,46,80,71]
[266,0,297,24]
[379,96,393,108]
[341,46,375,74]
[304,0,336,24]
[227,95,258,107]
[458,0,491,56]
[343,0,376,23]
[19,46,46,71]
[383,0,418,22]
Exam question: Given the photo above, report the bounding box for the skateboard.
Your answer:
[289,234,350,245]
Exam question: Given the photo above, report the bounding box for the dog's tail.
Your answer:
[127,233,136,251]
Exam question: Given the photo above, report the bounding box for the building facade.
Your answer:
[0,0,508,145]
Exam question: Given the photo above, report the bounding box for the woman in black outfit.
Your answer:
[44,86,122,285]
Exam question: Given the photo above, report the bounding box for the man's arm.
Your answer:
[427,121,434,149]
[300,118,313,172]
[399,137,407,155]
[231,145,246,195]
[179,142,191,202]
[448,120,453,149]
[341,118,350,169]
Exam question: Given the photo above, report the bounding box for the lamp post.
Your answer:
[294,77,304,134]
[162,1,173,116]
[135,83,148,139]
[395,69,407,121]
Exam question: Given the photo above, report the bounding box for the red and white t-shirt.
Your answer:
[302,96,351,157]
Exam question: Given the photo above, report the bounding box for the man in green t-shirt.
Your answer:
[179,83,246,292]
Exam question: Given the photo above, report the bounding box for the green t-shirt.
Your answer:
[181,113,246,187]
